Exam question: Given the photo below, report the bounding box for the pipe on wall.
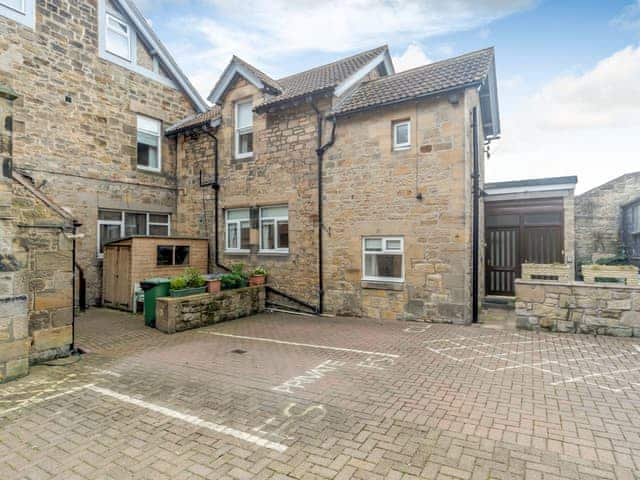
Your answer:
[471,107,480,324]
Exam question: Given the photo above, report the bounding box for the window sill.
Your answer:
[393,146,411,152]
[257,250,289,257]
[225,249,250,255]
[234,153,254,160]
[361,280,404,291]
[137,166,162,174]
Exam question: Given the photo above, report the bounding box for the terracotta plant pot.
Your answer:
[249,274,266,286]
[207,278,221,293]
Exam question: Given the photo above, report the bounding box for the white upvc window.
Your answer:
[97,210,170,257]
[137,115,162,172]
[0,0,34,28]
[362,237,404,282]
[260,206,289,253]
[235,100,253,159]
[0,0,24,13]
[106,13,132,61]
[393,120,411,150]
[225,208,250,252]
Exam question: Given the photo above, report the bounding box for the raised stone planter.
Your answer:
[155,286,265,334]
[521,263,572,282]
[515,279,640,337]
[582,264,639,286]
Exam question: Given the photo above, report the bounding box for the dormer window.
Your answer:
[106,13,131,61]
[235,100,253,159]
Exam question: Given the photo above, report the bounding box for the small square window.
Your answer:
[363,236,404,282]
[393,120,410,150]
[157,246,173,266]
[175,246,190,265]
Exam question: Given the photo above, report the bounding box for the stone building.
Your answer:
[0,0,207,308]
[575,171,640,268]
[168,46,500,323]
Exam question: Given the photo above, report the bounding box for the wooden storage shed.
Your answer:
[102,236,208,311]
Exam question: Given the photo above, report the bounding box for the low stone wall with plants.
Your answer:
[515,279,640,337]
[155,286,265,334]
[582,264,639,286]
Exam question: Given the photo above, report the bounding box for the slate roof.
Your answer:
[333,47,495,116]
[255,45,389,111]
[166,106,221,135]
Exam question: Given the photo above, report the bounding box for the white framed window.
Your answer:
[0,0,24,13]
[97,210,170,257]
[106,13,131,61]
[225,208,250,252]
[362,237,404,282]
[235,100,253,159]
[137,115,162,172]
[393,120,410,150]
[0,0,34,28]
[260,206,288,253]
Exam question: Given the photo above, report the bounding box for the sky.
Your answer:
[133,0,640,194]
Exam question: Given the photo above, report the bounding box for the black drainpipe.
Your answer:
[311,103,337,314]
[201,129,230,272]
[71,220,82,351]
[471,107,480,323]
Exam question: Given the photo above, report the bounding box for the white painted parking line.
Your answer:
[0,383,94,416]
[203,332,400,358]
[87,385,288,453]
[550,367,640,386]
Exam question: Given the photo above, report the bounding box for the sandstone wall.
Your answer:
[156,286,265,334]
[516,279,640,337]
[0,0,197,304]
[575,172,640,267]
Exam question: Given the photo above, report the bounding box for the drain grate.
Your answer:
[230,349,247,354]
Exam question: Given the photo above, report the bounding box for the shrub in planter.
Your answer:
[220,273,247,290]
[249,266,268,286]
[169,268,207,297]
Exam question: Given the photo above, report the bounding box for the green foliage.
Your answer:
[220,273,248,290]
[170,276,187,291]
[595,255,630,266]
[183,267,206,288]
[231,263,247,277]
[252,266,268,276]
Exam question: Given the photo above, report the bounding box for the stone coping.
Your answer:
[515,279,640,291]
[157,285,262,303]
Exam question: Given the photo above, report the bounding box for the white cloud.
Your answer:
[137,0,535,97]
[393,44,431,72]
[489,45,640,193]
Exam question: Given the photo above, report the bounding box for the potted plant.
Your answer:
[249,266,268,286]
[169,268,207,297]
[207,277,221,294]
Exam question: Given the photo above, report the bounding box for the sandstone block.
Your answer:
[32,326,72,352]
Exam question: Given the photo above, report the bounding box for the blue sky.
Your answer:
[134,0,640,193]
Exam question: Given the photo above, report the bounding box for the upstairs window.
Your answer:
[106,13,131,61]
[1,0,24,12]
[235,100,253,159]
[393,120,410,150]
[363,237,404,282]
[225,209,250,252]
[97,210,170,256]
[260,206,288,253]
[137,115,162,172]
[0,0,34,28]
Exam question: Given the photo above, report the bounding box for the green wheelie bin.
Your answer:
[140,278,170,327]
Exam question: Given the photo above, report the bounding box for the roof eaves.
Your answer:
[119,0,208,112]
[334,48,394,98]
[254,86,335,113]
[332,81,482,118]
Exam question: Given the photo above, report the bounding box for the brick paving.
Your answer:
[1,309,640,479]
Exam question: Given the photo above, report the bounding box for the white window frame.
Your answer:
[0,0,34,28]
[105,13,132,61]
[225,208,250,253]
[97,210,171,258]
[393,120,411,151]
[362,236,404,283]
[259,206,289,253]
[235,100,253,159]
[0,0,24,13]
[136,115,162,172]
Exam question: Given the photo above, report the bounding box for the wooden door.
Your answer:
[103,246,131,310]
[522,226,563,265]
[486,227,519,295]
[115,246,131,310]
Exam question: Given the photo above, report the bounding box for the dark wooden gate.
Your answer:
[485,199,565,296]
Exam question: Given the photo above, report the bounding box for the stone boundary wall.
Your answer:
[582,265,639,286]
[516,279,640,337]
[521,264,572,282]
[155,286,265,334]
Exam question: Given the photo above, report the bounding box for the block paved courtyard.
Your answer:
[1,309,640,479]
